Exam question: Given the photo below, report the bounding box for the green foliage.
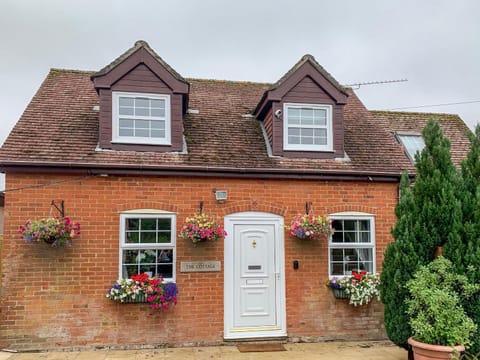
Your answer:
[412,119,462,251]
[445,125,480,353]
[381,239,416,346]
[381,174,420,347]
[383,120,480,351]
[382,119,463,349]
[406,257,478,347]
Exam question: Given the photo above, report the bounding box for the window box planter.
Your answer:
[332,288,349,299]
[327,272,380,306]
[123,293,147,303]
[106,273,178,311]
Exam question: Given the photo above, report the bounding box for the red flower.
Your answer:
[352,271,367,281]
[130,273,149,284]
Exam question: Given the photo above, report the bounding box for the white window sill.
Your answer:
[111,139,172,146]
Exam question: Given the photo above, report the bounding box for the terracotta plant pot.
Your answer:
[408,337,464,360]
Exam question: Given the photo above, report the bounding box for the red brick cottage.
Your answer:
[0,41,471,350]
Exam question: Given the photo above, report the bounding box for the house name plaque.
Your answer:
[180,261,221,272]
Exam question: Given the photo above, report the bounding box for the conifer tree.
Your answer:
[445,125,480,353]
[381,174,419,348]
[381,119,462,350]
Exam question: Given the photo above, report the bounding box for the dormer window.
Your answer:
[396,132,425,163]
[112,92,171,145]
[283,103,333,151]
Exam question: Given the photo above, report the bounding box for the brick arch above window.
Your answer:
[113,201,179,214]
[328,204,378,216]
[221,200,287,217]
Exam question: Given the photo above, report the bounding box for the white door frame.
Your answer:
[224,212,286,339]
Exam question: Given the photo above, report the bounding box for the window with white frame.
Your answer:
[112,92,171,145]
[283,103,333,151]
[328,213,375,277]
[120,212,175,281]
[396,133,425,163]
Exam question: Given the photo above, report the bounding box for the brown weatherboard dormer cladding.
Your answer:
[91,41,189,152]
[255,56,348,159]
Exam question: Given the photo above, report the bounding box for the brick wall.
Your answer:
[1,173,398,350]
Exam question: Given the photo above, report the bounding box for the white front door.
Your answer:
[224,212,286,339]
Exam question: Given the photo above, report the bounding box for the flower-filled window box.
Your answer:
[179,213,227,244]
[18,217,81,247]
[288,214,333,240]
[327,271,380,306]
[106,273,178,311]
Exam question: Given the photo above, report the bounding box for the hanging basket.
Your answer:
[179,213,227,244]
[288,214,333,241]
[18,217,80,247]
[44,236,57,244]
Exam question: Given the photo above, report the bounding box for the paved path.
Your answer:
[0,341,407,359]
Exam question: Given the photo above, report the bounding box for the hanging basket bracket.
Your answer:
[51,200,65,217]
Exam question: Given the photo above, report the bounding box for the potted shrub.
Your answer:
[406,257,478,359]
[179,213,226,244]
[18,216,80,247]
[288,214,334,240]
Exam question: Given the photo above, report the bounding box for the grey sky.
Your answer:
[1,0,479,191]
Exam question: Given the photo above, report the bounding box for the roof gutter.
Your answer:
[0,160,404,182]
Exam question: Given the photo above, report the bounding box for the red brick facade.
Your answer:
[1,172,397,350]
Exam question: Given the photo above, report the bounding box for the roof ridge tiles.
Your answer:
[49,68,96,76]
[370,109,462,118]
[187,78,271,86]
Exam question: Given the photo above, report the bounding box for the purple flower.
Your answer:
[328,278,342,289]
[164,282,178,298]
[295,227,305,239]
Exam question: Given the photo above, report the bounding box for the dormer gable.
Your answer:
[91,40,189,152]
[254,55,348,159]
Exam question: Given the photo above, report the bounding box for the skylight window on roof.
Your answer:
[396,133,425,163]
